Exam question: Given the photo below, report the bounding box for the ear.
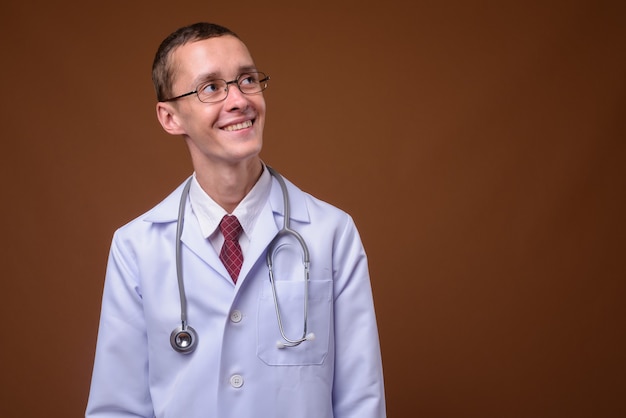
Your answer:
[156,102,186,136]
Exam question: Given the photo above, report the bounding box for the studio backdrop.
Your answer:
[1,1,624,416]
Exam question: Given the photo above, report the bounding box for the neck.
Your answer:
[193,158,263,213]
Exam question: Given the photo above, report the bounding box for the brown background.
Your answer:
[1,0,625,416]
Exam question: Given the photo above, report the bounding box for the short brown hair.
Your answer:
[152,22,239,102]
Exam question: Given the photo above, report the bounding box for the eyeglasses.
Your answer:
[161,71,270,103]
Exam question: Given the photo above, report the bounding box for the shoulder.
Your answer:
[273,172,353,228]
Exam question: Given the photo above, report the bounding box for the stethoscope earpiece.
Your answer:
[170,324,198,354]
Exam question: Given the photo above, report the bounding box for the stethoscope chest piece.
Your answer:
[170,324,198,354]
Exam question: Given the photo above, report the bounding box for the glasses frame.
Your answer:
[161,71,270,103]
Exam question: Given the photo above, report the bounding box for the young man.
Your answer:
[86,22,386,417]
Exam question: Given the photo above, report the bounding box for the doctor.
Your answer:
[86,22,386,417]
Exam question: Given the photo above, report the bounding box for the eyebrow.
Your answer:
[192,65,259,86]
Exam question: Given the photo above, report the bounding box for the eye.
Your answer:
[200,81,220,93]
[239,73,259,86]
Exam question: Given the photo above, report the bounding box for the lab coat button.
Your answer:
[230,374,244,388]
[230,310,243,323]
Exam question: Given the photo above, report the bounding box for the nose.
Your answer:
[223,81,248,111]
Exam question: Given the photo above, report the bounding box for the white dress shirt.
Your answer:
[189,165,271,256]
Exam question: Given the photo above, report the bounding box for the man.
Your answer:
[86,22,386,417]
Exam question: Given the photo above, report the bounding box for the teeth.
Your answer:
[224,120,252,132]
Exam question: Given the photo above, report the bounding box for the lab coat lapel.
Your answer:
[143,178,232,280]
[237,202,278,282]
[179,197,230,280]
[237,175,310,284]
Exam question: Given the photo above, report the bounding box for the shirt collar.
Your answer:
[188,164,272,239]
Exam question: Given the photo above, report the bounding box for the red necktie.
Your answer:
[219,215,243,283]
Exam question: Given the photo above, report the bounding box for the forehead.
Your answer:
[170,36,255,86]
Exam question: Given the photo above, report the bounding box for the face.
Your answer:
[157,36,266,169]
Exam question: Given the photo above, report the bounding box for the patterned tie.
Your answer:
[219,215,243,283]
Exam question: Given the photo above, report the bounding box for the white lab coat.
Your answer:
[86,174,386,418]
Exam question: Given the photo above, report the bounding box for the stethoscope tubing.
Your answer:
[171,166,312,353]
[170,178,197,353]
[266,166,312,348]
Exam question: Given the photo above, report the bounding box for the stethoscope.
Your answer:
[170,166,315,354]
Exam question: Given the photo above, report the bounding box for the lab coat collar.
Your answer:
[267,172,310,224]
[142,179,188,223]
[142,172,310,286]
[143,173,310,224]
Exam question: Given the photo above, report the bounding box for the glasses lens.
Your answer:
[197,79,228,103]
[238,72,268,94]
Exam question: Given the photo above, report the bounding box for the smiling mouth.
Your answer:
[223,120,253,132]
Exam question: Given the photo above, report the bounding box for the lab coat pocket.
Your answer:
[257,279,332,366]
